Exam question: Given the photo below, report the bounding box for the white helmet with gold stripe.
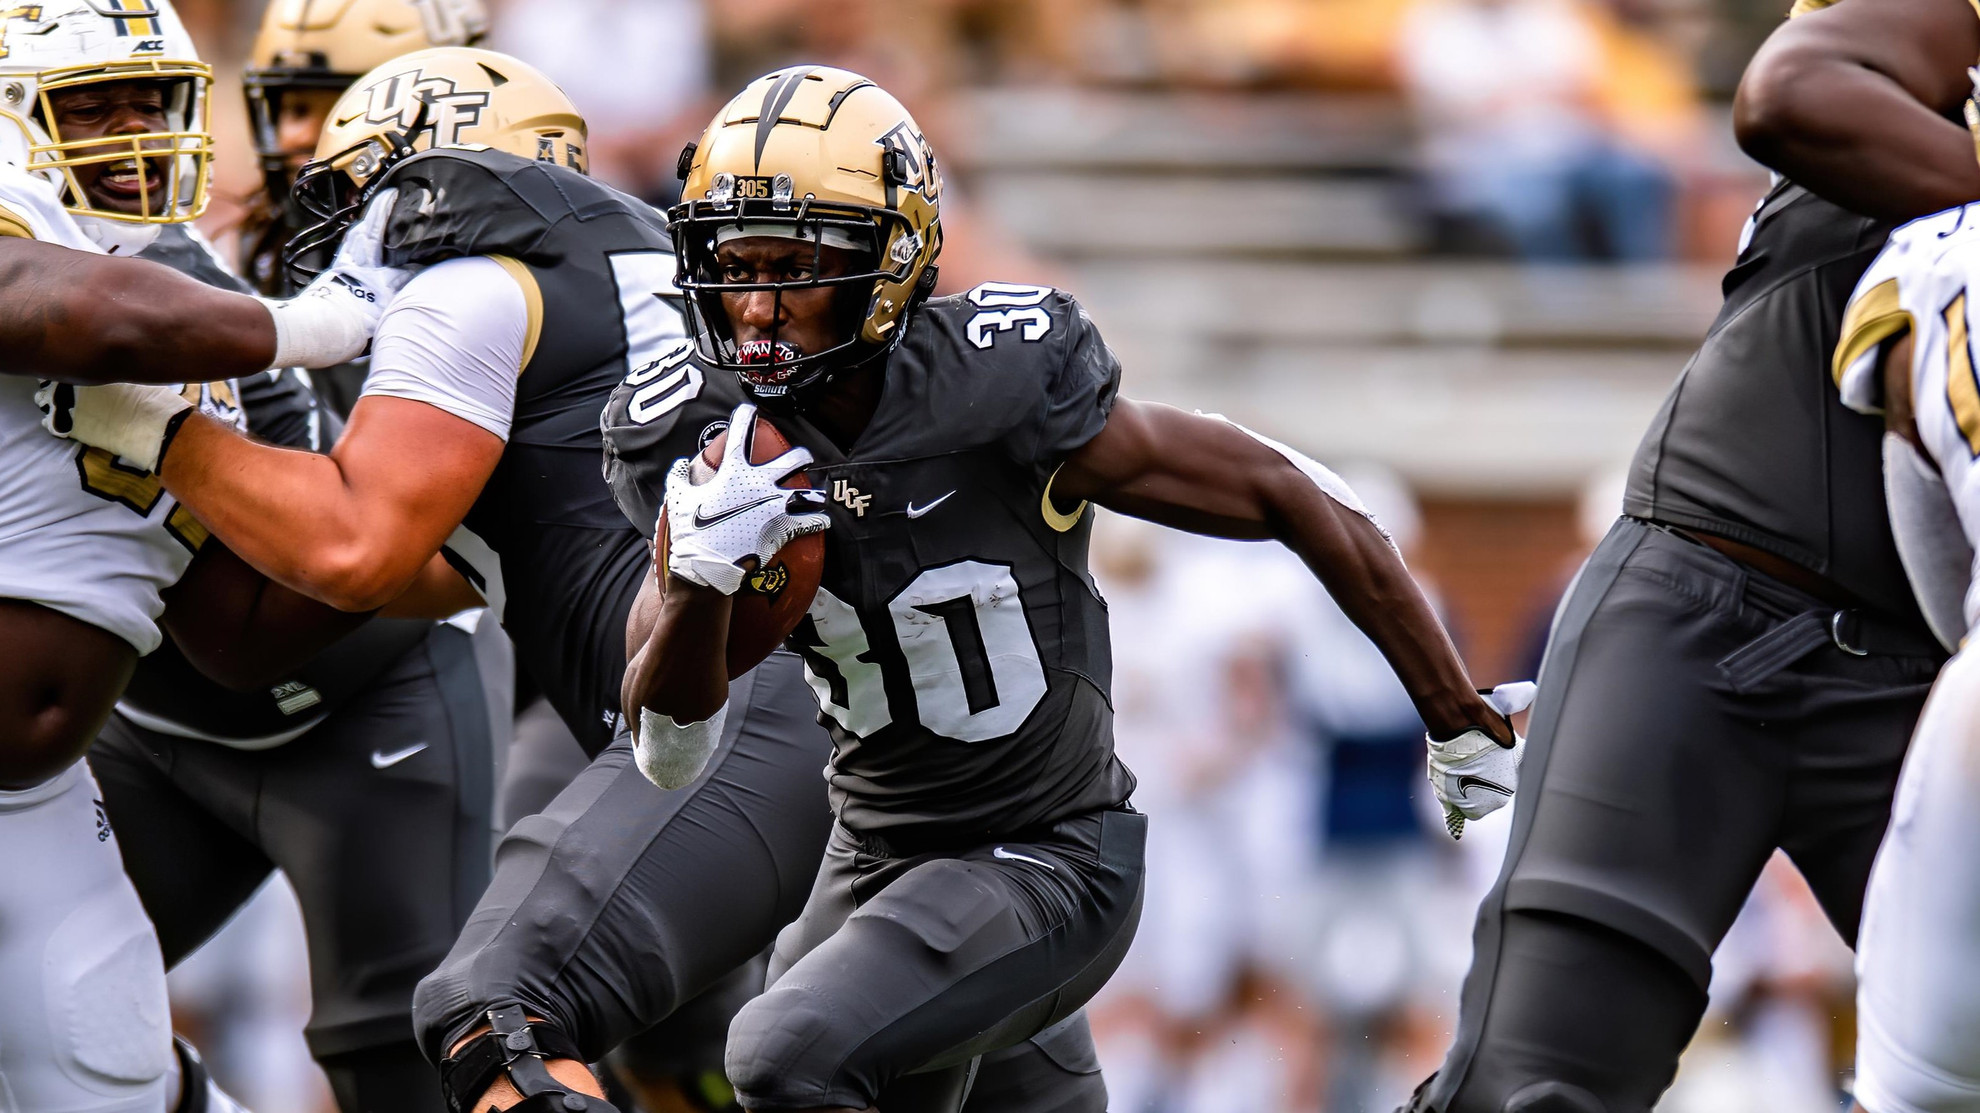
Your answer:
[0,0,212,224]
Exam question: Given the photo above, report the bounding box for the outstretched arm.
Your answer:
[0,236,276,383]
[3,184,405,384]
[157,396,504,612]
[1053,398,1510,743]
[1734,0,1980,220]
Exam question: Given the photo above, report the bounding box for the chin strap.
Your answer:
[440,1006,622,1113]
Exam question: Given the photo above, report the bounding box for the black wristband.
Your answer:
[154,407,195,473]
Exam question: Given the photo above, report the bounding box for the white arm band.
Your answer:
[258,289,370,370]
[634,703,728,790]
[1200,413,1395,550]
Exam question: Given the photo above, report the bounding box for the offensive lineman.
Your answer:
[1832,196,1980,1113]
[0,2,414,1110]
[39,48,1116,1113]
[84,6,504,1108]
[83,86,495,1113]
[614,67,1516,1112]
[1404,0,1980,1109]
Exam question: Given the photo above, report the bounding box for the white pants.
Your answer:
[1856,645,1980,1113]
[0,760,173,1113]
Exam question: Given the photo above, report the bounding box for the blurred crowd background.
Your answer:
[163,1,1857,1111]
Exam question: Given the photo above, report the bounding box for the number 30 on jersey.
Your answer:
[793,561,1049,744]
[965,282,1054,350]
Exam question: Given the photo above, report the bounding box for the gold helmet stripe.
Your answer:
[753,66,815,171]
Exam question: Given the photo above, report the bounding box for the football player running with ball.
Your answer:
[613,67,1516,1113]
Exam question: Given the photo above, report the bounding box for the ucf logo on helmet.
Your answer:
[875,121,939,201]
[359,68,489,146]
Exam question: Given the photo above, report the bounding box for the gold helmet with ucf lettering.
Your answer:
[245,0,488,187]
[283,45,585,278]
[671,65,944,401]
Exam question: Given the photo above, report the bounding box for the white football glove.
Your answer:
[37,380,192,471]
[662,403,829,595]
[1428,681,1538,840]
[258,187,412,369]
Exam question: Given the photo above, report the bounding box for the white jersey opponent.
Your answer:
[1835,203,1980,1113]
[0,158,238,655]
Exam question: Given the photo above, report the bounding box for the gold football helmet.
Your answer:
[245,0,488,189]
[284,45,585,276]
[671,66,944,400]
[0,0,213,224]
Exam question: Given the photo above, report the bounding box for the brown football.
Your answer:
[656,413,824,677]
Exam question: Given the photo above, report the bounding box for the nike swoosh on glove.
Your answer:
[37,379,192,472]
[1428,680,1538,840]
[662,402,830,595]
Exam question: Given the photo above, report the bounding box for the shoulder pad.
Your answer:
[0,162,90,248]
[379,148,667,270]
[883,283,1121,466]
[601,348,745,536]
[1835,205,1980,407]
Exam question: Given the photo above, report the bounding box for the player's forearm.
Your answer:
[0,238,276,383]
[157,416,431,612]
[1270,477,1495,740]
[1735,2,1980,219]
[161,544,376,691]
[624,576,732,724]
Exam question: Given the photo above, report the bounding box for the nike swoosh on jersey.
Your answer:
[1456,774,1513,798]
[906,491,956,519]
[371,743,428,770]
[991,846,1056,870]
[692,494,782,530]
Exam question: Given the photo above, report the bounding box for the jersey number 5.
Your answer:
[792,561,1050,744]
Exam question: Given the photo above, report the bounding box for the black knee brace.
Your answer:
[440,1006,622,1113]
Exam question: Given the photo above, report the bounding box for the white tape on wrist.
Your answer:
[259,292,368,370]
[634,703,728,790]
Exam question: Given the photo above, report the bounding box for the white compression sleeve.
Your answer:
[363,257,528,439]
[634,704,729,790]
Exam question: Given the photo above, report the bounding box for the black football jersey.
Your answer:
[1625,181,1927,627]
[604,284,1137,844]
[117,225,430,745]
[379,146,683,752]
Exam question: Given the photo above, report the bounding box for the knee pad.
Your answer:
[0,765,173,1112]
[724,984,843,1109]
[49,894,173,1089]
[440,1007,621,1113]
[1502,1082,1607,1113]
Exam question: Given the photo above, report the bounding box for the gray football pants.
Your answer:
[1411,518,1943,1113]
[727,807,1145,1111]
[415,650,1111,1112]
